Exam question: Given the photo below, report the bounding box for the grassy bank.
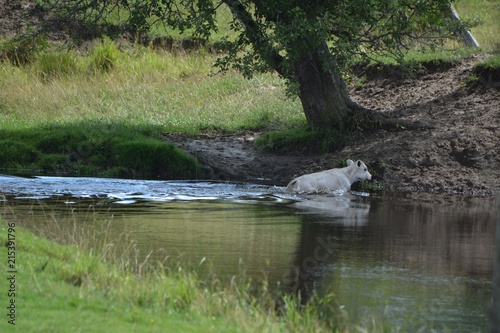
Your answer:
[1,0,498,178]
[455,0,500,51]
[0,41,302,131]
[0,221,353,332]
[0,40,303,177]
[2,41,497,178]
[0,120,203,178]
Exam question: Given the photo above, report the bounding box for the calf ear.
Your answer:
[357,160,361,167]
[346,159,354,166]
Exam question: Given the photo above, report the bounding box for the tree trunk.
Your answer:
[224,0,396,132]
[293,43,357,130]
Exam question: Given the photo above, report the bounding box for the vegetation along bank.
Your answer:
[0,0,499,193]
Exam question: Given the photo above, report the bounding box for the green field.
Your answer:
[455,0,500,51]
[0,42,302,131]
[0,40,303,177]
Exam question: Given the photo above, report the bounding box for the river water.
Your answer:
[0,175,497,331]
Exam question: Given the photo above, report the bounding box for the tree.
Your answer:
[42,0,467,130]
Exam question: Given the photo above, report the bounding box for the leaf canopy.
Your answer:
[42,0,467,81]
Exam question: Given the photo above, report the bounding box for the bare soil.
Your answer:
[167,57,500,196]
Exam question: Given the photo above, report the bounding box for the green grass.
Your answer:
[0,221,350,333]
[0,43,302,132]
[0,121,204,178]
[0,41,303,177]
[0,0,498,178]
[455,0,500,51]
[255,127,349,155]
[476,54,500,70]
[350,48,479,81]
[469,54,500,89]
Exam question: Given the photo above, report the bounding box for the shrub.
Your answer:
[114,139,203,179]
[0,34,48,66]
[0,140,39,167]
[36,50,81,80]
[90,37,121,72]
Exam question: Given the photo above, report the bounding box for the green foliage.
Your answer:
[0,121,203,179]
[476,55,500,70]
[115,139,201,179]
[0,34,48,66]
[357,179,384,192]
[0,140,39,167]
[215,0,470,81]
[35,50,81,80]
[255,127,350,155]
[90,37,121,72]
[464,73,479,85]
[37,0,472,80]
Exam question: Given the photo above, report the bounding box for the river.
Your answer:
[0,175,497,331]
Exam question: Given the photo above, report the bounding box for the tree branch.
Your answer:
[222,0,287,77]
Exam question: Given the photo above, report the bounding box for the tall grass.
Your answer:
[455,0,500,51]
[35,50,81,81]
[0,40,303,176]
[90,37,121,72]
[0,41,303,133]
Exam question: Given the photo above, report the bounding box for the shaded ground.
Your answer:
[167,56,500,196]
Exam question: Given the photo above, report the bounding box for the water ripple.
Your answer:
[0,175,296,204]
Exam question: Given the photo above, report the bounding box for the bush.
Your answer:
[36,50,81,80]
[0,122,204,179]
[0,34,48,66]
[90,37,121,72]
[0,140,39,167]
[114,139,203,179]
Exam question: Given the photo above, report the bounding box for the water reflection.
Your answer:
[1,198,302,288]
[367,192,496,276]
[292,193,370,225]
[284,194,370,301]
[0,177,496,331]
[287,192,495,331]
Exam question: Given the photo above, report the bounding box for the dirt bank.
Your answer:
[166,56,500,196]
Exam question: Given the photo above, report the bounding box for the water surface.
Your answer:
[0,175,496,331]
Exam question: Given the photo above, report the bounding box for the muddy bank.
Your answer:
[166,56,500,196]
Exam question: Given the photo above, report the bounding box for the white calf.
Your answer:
[286,159,372,194]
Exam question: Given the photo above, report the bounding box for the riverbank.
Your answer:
[1,49,498,195]
[0,40,301,179]
[1,0,499,195]
[167,55,500,196]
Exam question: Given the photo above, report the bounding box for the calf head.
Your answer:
[349,159,372,182]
